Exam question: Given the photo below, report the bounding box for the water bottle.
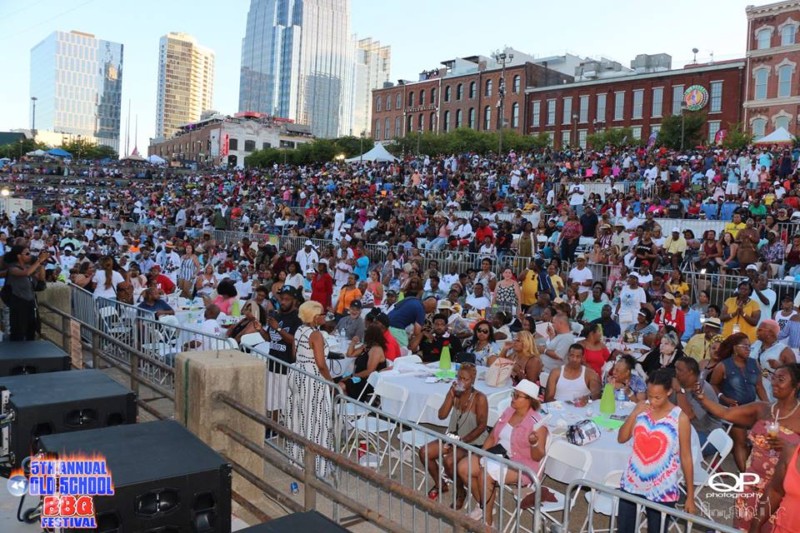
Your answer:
[615,387,627,411]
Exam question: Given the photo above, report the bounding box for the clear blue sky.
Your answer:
[0,0,754,153]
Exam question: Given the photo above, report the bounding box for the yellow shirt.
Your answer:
[724,222,746,239]
[521,270,538,306]
[684,333,710,361]
[722,296,760,341]
[764,193,776,207]
[666,282,690,298]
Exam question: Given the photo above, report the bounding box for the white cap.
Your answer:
[671,227,680,233]
[746,264,759,271]
[304,239,313,246]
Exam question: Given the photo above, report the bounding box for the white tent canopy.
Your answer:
[26,149,47,157]
[754,127,795,145]
[148,154,167,165]
[345,142,398,163]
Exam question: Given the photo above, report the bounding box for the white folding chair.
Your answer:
[239,332,266,350]
[538,440,593,530]
[340,372,384,446]
[349,381,409,468]
[580,470,624,533]
[487,391,512,427]
[392,354,422,370]
[683,428,734,519]
[390,393,445,483]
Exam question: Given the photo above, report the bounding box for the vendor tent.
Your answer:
[754,127,795,145]
[345,142,398,163]
[47,148,72,158]
[148,154,167,165]
[26,149,47,157]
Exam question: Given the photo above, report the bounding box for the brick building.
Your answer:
[744,1,800,137]
[526,61,746,149]
[370,53,572,141]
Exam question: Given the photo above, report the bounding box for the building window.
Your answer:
[708,120,721,144]
[484,106,491,130]
[531,101,541,127]
[632,89,644,119]
[244,140,256,152]
[561,130,570,148]
[262,142,271,150]
[386,95,391,111]
[469,81,476,99]
[431,88,437,104]
[546,132,554,147]
[407,115,413,133]
[457,83,463,101]
[778,65,793,98]
[512,75,520,94]
[776,115,791,130]
[651,124,661,137]
[455,109,462,128]
[631,126,642,140]
[757,28,772,49]
[420,90,425,105]
[754,69,768,100]
[511,103,519,128]
[375,119,381,140]
[614,91,625,120]
[396,93,402,109]
[672,85,684,115]
[547,99,556,125]
[752,117,767,137]
[418,114,424,130]
[710,82,723,113]
[579,95,588,123]
[444,86,451,102]
[429,112,436,131]
[408,91,415,107]
[384,118,390,139]
[578,130,587,149]
[782,24,797,46]
[443,110,451,132]
[395,117,401,137]
[468,108,476,129]
[596,93,607,123]
[376,96,382,112]
[651,87,663,117]
[229,138,238,151]
[562,97,573,125]
[485,79,493,97]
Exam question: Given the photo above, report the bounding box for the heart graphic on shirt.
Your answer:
[632,425,668,465]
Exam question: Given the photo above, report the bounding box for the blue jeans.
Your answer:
[617,491,676,533]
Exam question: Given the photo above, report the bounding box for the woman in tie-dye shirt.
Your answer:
[616,369,696,532]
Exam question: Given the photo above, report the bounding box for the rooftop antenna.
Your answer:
[125,99,131,157]
[692,48,699,64]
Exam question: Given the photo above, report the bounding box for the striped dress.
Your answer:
[620,406,682,503]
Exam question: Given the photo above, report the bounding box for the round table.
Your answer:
[374,365,512,426]
[541,402,702,484]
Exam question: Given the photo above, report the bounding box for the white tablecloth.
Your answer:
[374,365,512,426]
[542,402,702,484]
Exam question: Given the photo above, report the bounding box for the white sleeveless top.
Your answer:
[554,366,591,402]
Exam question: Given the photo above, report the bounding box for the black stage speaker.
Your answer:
[0,370,136,471]
[238,512,350,532]
[39,420,232,533]
[0,340,71,376]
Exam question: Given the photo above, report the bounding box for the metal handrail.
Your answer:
[561,478,739,533]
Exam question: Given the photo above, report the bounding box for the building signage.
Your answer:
[683,85,709,111]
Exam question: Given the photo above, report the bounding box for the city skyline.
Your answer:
[1,0,752,152]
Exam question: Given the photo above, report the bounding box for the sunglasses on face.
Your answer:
[477,329,489,334]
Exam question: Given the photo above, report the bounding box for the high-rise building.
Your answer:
[30,31,124,152]
[239,0,353,138]
[155,32,215,140]
[351,38,391,137]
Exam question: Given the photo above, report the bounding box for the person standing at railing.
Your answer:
[2,245,48,341]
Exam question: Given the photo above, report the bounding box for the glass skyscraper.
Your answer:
[30,31,124,152]
[239,0,353,138]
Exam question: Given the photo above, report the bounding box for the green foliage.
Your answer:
[245,136,375,168]
[387,128,551,157]
[586,127,639,149]
[721,123,754,150]
[0,138,47,159]
[655,112,706,150]
[60,138,118,160]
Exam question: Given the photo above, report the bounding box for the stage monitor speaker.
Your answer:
[0,340,71,376]
[0,369,136,472]
[238,512,350,532]
[39,420,232,533]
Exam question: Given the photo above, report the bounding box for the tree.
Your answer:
[0,137,47,159]
[586,127,638,149]
[721,123,754,151]
[655,112,706,150]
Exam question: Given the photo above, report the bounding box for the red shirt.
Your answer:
[383,330,401,361]
[475,226,495,244]
[155,274,176,295]
[310,273,334,309]
[654,307,685,335]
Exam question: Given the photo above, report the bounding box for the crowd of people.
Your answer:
[5,142,800,530]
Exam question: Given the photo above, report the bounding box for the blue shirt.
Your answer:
[388,297,425,329]
[138,299,174,314]
[681,308,703,343]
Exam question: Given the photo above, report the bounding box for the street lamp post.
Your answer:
[494,50,513,155]
[680,101,688,152]
[572,113,579,149]
[30,97,37,138]
[360,130,365,163]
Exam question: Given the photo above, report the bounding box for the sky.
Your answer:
[0,0,756,154]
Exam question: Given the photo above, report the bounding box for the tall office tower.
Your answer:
[239,0,353,138]
[155,32,215,140]
[351,37,391,137]
[30,31,124,151]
